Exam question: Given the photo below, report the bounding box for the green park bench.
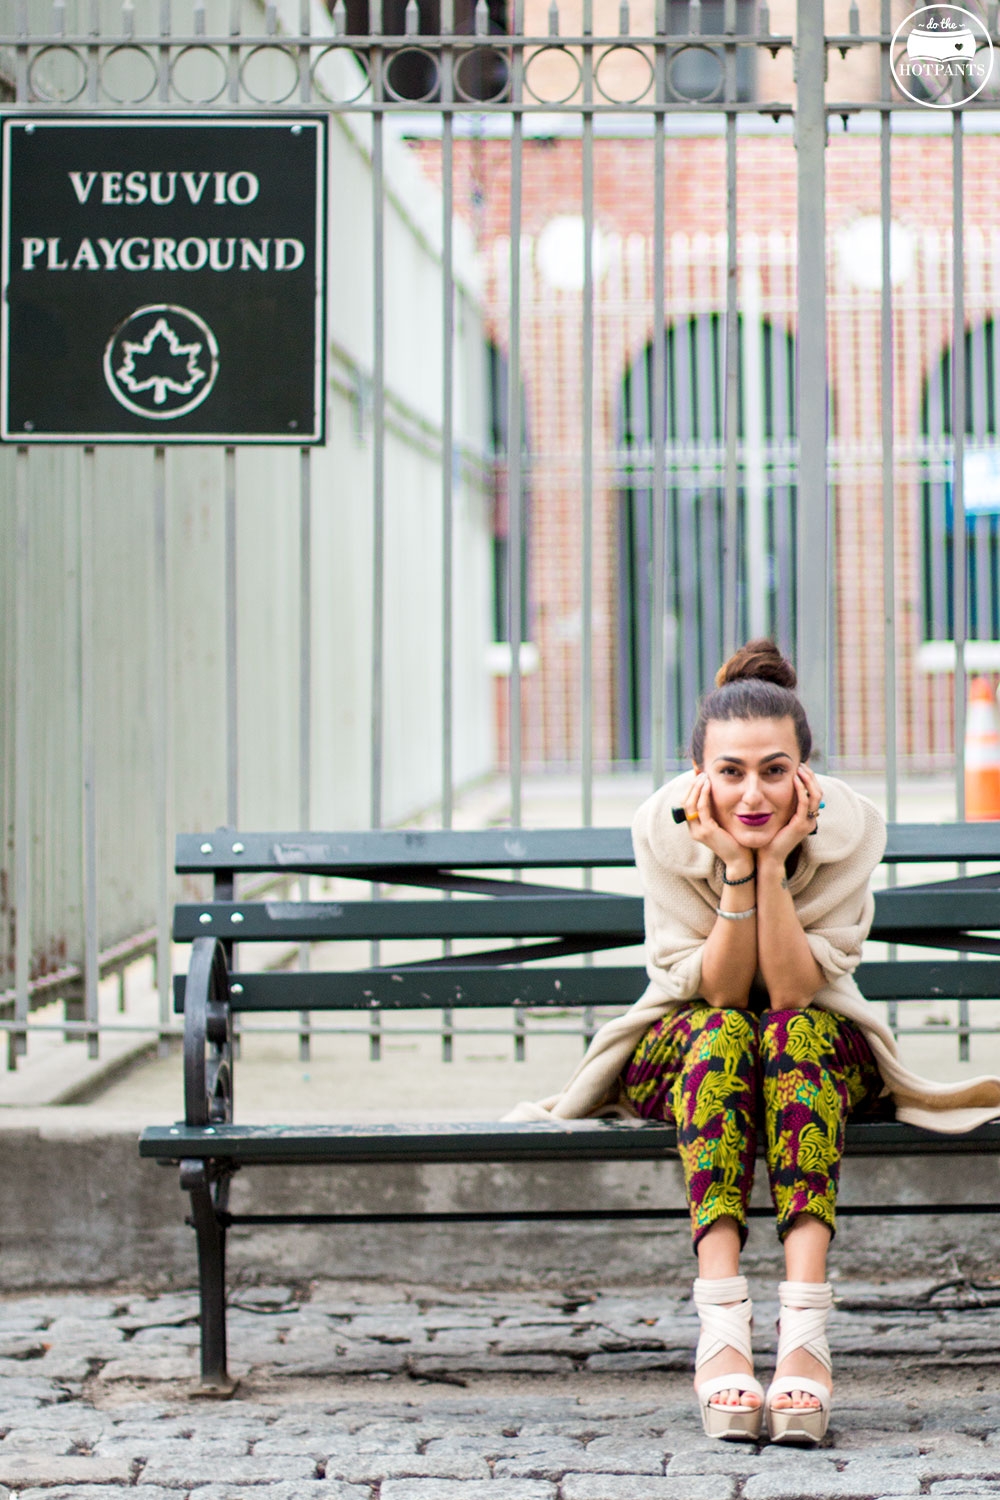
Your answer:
[139,823,1000,1391]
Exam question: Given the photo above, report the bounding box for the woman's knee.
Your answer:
[702,1006,757,1054]
[759,1006,823,1062]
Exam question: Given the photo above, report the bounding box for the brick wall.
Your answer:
[409,128,1000,771]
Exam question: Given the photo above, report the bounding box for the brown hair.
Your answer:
[690,639,812,765]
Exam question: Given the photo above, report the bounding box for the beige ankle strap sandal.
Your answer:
[693,1276,764,1442]
[764,1280,834,1446]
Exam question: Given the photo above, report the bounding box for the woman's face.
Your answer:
[696,716,803,849]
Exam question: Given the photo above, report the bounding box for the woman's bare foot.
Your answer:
[768,1342,830,1410]
[695,1304,761,1410]
[773,1215,833,1410]
[693,1221,762,1423]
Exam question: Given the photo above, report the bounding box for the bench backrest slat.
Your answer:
[174,886,1000,945]
[173,895,644,943]
[177,823,1000,876]
[172,959,1000,1015]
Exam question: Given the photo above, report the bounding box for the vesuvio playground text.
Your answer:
[20,168,305,272]
[20,236,306,271]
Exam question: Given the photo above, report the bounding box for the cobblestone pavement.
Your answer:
[2,1276,1000,1499]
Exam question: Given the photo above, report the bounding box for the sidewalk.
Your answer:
[1,1274,1000,1499]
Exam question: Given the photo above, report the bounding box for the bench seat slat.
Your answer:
[140,1119,1000,1165]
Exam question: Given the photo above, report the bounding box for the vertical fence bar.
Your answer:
[741,240,767,639]
[14,0,28,102]
[880,1,896,826]
[441,2,455,835]
[880,2,898,1036]
[579,0,595,1047]
[227,0,241,102]
[370,22,385,839]
[508,0,524,831]
[581,0,594,833]
[794,0,829,761]
[298,448,312,1064]
[158,0,171,100]
[221,446,240,1060]
[11,447,30,1067]
[369,1,385,1061]
[86,0,99,102]
[440,4,455,1062]
[153,447,171,1048]
[509,0,525,1059]
[80,448,99,1058]
[952,111,966,823]
[298,0,312,100]
[722,0,739,656]
[225,447,238,829]
[651,0,667,784]
[952,111,969,1063]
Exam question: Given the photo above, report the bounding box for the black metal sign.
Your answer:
[0,114,326,443]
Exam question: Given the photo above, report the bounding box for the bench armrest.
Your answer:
[183,937,235,1128]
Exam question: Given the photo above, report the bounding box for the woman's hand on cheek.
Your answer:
[684,772,751,868]
[759,765,814,867]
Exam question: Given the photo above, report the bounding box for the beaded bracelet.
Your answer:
[715,905,757,921]
[721,868,755,886]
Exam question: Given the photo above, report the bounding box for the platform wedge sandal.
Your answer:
[693,1276,765,1442]
[764,1280,834,1446]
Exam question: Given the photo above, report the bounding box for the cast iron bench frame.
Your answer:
[139,822,1000,1391]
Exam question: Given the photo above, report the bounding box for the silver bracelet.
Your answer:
[715,905,757,922]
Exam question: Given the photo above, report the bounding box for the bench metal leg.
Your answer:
[180,1158,236,1395]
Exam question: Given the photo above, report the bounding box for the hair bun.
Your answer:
[715,638,797,691]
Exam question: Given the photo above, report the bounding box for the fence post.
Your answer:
[795,0,830,761]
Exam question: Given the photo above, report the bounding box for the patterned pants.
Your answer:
[621,1003,885,1249]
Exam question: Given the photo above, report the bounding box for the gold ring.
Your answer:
[685,811,700,823]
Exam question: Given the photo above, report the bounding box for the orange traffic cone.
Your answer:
[965,677,1000,820]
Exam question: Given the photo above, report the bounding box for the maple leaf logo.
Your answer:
[115,316,207,407]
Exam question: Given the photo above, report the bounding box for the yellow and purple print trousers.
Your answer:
[621,1003,885,1249]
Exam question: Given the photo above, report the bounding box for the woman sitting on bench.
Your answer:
[625,639,882,1446]
[510,638,1000,1445]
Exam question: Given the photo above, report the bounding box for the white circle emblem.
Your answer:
[104,304,220,419]
[891,5,994,109]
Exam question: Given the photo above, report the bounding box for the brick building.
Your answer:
[406,0,1000,772]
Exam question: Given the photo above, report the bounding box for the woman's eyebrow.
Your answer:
[712,751,793,766]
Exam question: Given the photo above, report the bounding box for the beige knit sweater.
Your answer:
[505,771,1000,1133]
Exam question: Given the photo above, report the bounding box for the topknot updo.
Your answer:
[691,638,812,765]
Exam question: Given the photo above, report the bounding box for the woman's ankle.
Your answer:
[696,1215,744,1280]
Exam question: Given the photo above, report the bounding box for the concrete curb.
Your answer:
[2,1109,999,1292]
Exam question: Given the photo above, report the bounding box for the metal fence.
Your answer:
[2,0,1000,1068]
